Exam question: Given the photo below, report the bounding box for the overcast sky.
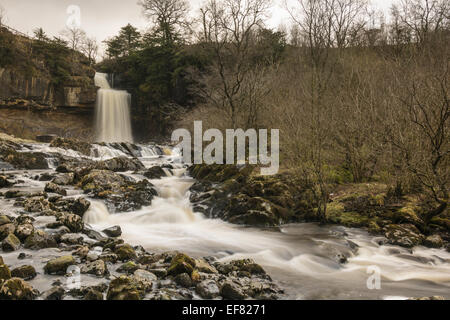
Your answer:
[0,0,395,57]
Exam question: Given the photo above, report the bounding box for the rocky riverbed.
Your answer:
[0,134,449,300]
[0,134,282,300]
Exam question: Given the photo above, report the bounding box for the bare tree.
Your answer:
[139,0,191,44]
[82,37,98,65]
[199,0,271,129]
[61,26,86,51]
[393,0,449,44]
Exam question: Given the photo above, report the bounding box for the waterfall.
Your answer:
[94,73,133,143]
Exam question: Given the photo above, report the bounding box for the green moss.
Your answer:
[327,202,370,227]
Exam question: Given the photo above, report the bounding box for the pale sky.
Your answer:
[0,0,396,57]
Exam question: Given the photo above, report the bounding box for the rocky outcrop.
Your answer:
[0,28,96,141]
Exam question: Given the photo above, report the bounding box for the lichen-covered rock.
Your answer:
[79,170,157,212]
[384,224,425,248]
[115,244,137,261]
[0,149,49,170]
[23,197,50,213]
[58,213,83,233]
[117,261,140,274]
[2,233,21,252]
[14,223,34,242]
[0,223,15,241]
[59,233,84,245]
[44,182,67,196]
[11,265,36,280]
[195,259,218,274]
[196,279,220,299]
[24,230,57,250]
[52,198,91,216]
[97,157,145,172]
[81,260,108,277]
[106,276,144,300]
[0,264,11,280]
[0,278,37,300]
[168,253,196,276]
[423,235,444,248]
[44,255,76,275]
[50,138,92,156]
[52,173,75,186]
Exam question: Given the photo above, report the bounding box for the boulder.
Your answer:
[2,233,21,252]
[81,260,108,277]
[59,233,84,245]
[40,286,65,300]
[0,223,15,241]
[14,223,34,242]
[143,166,166,179]
[0,215,12,226]
[167,253,196,276]
[97,157,145,172]
[102,226,122,237]
[58,213,83,233]
[50,138,92,156]
[423,235,444,248]
[44,255,76,275]
[220,281,246,300]
[195,259,218,274]
[11,265,36,280]
[0,264,11,281]
[196,280,220,299]
[117,261,140,274]
[24,230,57,250]
[384,224,425,248]
[106,275,144,300]
[84,288,104,300]
[114,244,137,261]
[44,182,67,196]
[52,173,75,186]
[174,273,192,288]
[0,278,37,300]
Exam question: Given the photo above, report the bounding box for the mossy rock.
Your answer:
[44,255,76,275]
[117,261,139,274]
[11,265,36,280]
[24,230,57,250]
[0,264,11,280]
[2,233,21,252]
[384,224,424,248]
[168,253,196,276]
[106,275,143,300]
[49,138,92,156]
[114,244,137,261]
[0,277,37,300]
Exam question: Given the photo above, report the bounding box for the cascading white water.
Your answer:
[82,147,450,300]
[94,73,133,143]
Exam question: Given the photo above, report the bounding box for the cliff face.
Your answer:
[0,27,97,140]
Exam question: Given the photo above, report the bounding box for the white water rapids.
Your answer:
[94,73,133,143]
[79,145,450,300]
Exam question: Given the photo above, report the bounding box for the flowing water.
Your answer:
[2,138,450,299]
[79,146,450,300]
[94,73,133,143]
